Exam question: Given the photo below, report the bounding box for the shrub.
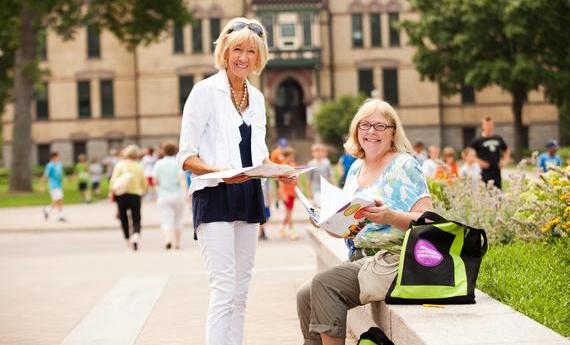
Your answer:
[314,94,366,152]
[429,164,569,244]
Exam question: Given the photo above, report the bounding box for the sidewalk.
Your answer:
[0,198,309,232]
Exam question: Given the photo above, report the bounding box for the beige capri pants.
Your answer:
[296,253,399,344]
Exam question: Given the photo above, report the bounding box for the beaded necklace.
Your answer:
[229,80,248,115]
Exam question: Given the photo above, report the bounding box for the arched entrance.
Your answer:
[275,78,306,139]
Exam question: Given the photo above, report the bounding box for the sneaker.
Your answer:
[57,217,67,222]
[165,243,172,250]
[42,208,49,220]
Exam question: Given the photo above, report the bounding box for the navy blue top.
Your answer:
[192,122,266,238]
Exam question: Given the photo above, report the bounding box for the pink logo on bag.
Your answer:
[414,239,444,267]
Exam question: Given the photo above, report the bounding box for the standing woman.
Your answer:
[177,18,271,345]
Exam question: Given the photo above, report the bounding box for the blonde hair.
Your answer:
[442,146,456,159]
[214,18,269,75]
[311,143,327,152]
[122,144,141,160]
[344,99,413,159]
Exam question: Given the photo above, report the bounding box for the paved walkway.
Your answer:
[0,197,308,232]
[0,201,357,345]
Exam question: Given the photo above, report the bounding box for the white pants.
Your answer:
[157,193,185,243]
[197,221,259,345]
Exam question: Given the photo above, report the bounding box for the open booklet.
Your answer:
[295,177,375,238]
[195,163,315,180]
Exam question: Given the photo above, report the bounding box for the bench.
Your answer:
[307,228,570,345]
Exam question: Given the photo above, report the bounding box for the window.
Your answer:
[388,13,400,47]
[370,13,381,47]
[358,69,374,97]
[462,127,476,148]
[179,75,194,114]
[210,18,221,52]
[87,24,100,58]
[261,15,274,48]
[173,22,184,53]
[38,29,47,60]
[301,13,312,47]
[383,68,399,105]
[100,79,114,118]
[73,141,87,164]
[281,23,295,38]
[192,19,203,53]
[36,82,49,120]
[38,144,51,166]
[461,85,475,104]
[77,81,91,118]
[352,14,363,48]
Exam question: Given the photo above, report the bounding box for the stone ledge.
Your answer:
[307,228,570,345]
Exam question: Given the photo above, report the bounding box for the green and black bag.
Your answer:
[385,211,488,304]
[358,327,394,345]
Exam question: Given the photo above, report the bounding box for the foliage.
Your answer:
[429,164,569,244]
[477,238,570,337]
[314,94,366,151]
[514,167,570,240]
[3,0,193,192]
[0,0,18,114]
[400,0,570,161]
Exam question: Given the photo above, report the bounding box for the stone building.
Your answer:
[1,0,559,166]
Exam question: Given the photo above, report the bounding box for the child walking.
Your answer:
[278,147,299,240]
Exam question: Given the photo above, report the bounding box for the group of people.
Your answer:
[413,117,510,190]
[41,143,190,252]
[264,139,342,241]
[413,117,564,190]
[174,17,433,345]
[39,16,565,345]
[107,143,190,251]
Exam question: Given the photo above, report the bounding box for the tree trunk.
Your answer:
[10,1,38,192]
[511,85,526,163]
[559,101,570,146]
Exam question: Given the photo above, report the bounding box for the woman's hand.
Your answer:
[223,174,251,184]
[359,199,394,225]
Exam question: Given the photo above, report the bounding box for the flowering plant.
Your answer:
[429,164,569,244]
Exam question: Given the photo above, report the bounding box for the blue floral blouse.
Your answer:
[343,152,430,258]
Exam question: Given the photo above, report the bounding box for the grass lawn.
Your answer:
[0,177,110,208]
[478,238,570,337]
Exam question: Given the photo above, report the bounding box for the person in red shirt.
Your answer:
[278,146,299,240]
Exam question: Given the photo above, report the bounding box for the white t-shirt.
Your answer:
[141,154,157,177]
[422,159,438,179]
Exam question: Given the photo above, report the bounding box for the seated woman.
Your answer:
[296,99,433,345]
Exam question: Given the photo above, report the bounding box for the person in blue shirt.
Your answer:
[337,145,357,188]
[41,152,66,221]
[537,140,562,172]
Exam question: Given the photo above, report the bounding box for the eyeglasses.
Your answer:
[357,122,395,132]
[227,22,264,37]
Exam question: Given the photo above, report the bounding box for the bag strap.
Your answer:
[480,229,488,256]
[414,211,448,225]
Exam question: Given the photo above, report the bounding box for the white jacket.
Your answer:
[176,70,269,195]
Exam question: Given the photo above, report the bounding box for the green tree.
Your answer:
[4,0,192,192]
[401,0,570,160]
[315,94,366,153]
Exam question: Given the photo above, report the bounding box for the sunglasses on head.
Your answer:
[227,21,264,37]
